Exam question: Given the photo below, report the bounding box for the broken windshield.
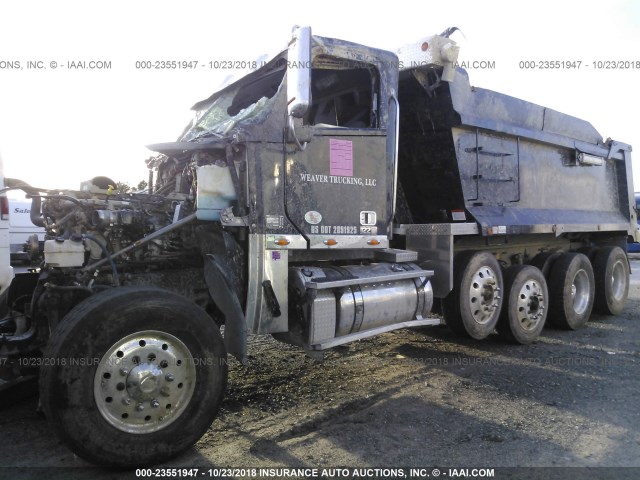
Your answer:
[181,66,286,141]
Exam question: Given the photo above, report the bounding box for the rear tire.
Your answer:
[593,246,629,315]
[443,251,503,339]
[530,251,561,279]
[497,265,548,344]
[39,287,227,467]
[548,253,594,329]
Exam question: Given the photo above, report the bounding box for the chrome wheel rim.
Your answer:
[468,266,501,324]
[571,269,590,315]
[94,330,196,434]
[516,278,545,331]
[610,259,627,302]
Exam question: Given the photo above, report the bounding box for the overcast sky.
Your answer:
[0,0,638,192]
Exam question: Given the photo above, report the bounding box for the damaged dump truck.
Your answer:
[0,27,637,466]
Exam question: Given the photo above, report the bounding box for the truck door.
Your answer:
[285,62,391,247]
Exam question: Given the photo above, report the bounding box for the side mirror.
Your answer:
[287,26,311,118]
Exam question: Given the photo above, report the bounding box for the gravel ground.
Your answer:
[1,261,639,480]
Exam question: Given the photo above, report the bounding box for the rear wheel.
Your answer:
[593,246,629,315]
[548,253,594,329]
[443,251,503,339]
[576,246,598,262]
[39,287,227,467]
[530,251,561,278]
[497,265,548,344]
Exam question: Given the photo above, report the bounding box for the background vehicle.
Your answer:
[0,157,14,313]
[628,193,640,253]
[0,27,637,467]
[7,192,45,265]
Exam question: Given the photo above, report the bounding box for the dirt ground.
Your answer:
[1,262,639,480]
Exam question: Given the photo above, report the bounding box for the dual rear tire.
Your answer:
[497,265,548,344]
[443,251,549,343]
[444,246,629,342]
[593,246,629,315]
[547,253,594,329]
[547,246,629,327]
[442,251,504,340]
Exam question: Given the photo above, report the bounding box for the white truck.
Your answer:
[0,157,14,313]
[7,192,45,265]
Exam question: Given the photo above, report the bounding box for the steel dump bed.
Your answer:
[397,68,636,238]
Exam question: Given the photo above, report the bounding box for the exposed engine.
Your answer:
[37,181,198,272]
[30,149,238,273]
[1,148,244,359]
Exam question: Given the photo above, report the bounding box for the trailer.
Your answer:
[0,27,637,467]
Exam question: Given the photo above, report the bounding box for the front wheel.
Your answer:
[39,287,227,467]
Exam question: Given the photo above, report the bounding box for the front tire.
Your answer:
[39,287,227,467]
[443,251,504,339]
[530,251,561,279]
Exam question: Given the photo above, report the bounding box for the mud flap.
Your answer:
[204,254,247,363]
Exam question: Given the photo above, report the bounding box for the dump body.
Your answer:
[397,68,636,237]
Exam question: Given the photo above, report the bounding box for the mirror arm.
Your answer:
[288,116,308,151]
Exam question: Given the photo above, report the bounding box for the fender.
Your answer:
[197,226,247,363]
[204,255,247,362]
